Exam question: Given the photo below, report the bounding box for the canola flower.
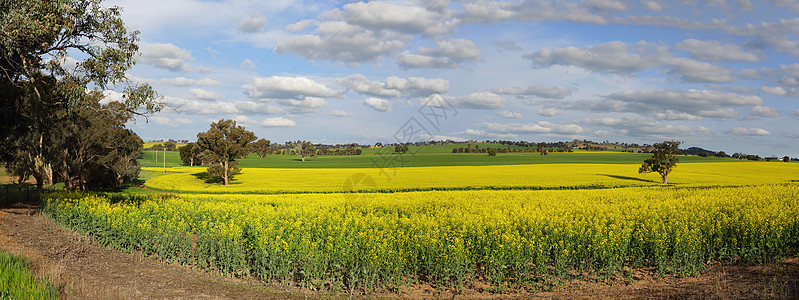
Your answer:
[42,184,799,292]
[143,162,799,194]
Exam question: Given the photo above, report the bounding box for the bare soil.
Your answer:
[1,200,798,299]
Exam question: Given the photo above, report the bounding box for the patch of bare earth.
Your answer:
[1,201,797,299]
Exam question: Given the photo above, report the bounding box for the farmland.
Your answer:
[35,147,799,295]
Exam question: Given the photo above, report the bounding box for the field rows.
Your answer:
[43,184,799,292]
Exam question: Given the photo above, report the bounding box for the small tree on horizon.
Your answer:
[296,141,316,162]
[251,138,272,158]
[639,140,681,184]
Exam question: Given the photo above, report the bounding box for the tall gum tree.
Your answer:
[196,120,256,185]
[1,0,162,190]
[639,140,681,184]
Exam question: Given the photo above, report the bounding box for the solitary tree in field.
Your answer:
[196,120,256,185]
[295,141,316,162]
[639,140,681,184]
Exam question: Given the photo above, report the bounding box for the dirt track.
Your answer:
[1,201,798,299]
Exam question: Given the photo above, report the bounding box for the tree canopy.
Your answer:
[639,140,681,184]
[1,0,162,190]
[196,120,256,185]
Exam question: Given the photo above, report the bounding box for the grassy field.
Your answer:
[0,251,58,299]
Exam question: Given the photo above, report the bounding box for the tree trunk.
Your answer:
[222,161,229,185]
[662,172,668,184]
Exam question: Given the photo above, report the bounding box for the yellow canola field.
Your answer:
[143,162,799,194]
[44,184,799,291]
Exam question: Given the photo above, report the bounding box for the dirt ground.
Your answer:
[1,201,798,299]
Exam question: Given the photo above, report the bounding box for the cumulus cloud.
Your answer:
[525,41,669,75]
[275,22,408,64]
[338,74,402,98]
[151,116,194,128]
[139,43,198,72]
[330,110,353,117]
[336,1,455,35]
[276,97,328,114]
[338,74,449,98]
[237,14,267,33]
[730,127,771,136]
[654,110,704,120]
[243,76,343,100]
[461,1,517,23]
[517,1,608,25]
[157,77,221,87]
[235,115,296,127]
[749,106,781,118]
[560,89,761,119]
[495,40,523,51]
[497,110,522,118]
[537,108,561,116]
[364,97,391,112]
[666,57,735,83]
[462,129,518,139]
[581,117,712,137]
[399,38,482,68]
[189,88,222,100]
[385,76,450,96]
[482,121,585,134]
[676,39,759,62]
[449,92,506,109]
[492,84,572,99]
[162,96,284,116]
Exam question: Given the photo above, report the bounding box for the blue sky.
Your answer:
[102,0,799,157]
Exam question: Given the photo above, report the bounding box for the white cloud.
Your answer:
[237,13,267,33]
[525,41,669,75]
[139,43,198,72]
[462,129,519,139]
[492,84,572,99]
[337,1,454,35]
[461,1,517,23]
[567,89,763,119]
[364,97,391,112]
[241,59,256,70]
[537,108,561,116]
[151,116,194,128]
[730,127,771,136]
[157,77,221,87]
[244,76,343,100]
[235,115,296,127]
[497,110,522,118]
[276,21,408,64]
[163,96,239,115]
[338,74,402,98]
[399,38,482,68]
[643,1,664,10]
[750,106,782,118]
[581,117,711,137]
[667,57,735,83]
[233,101,284,115]
[330,110,353,117]
[654,110,704,120]
[189,88,222,100]
[276,97,328,114]
[450,92,506,109]
[517,1,608,25]
[385,76,450,96]
[676,39,759,62]
[587,0,627,11]
[792,109,799,118]
[483,121,585,134]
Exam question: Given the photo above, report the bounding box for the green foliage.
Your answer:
[0,251,58,300]
[639,140,681,184]
[196,119,256,185]
[178,143,199,166]
[0,0,161,190]
[250,138,271,158]
[295,141,315,161]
